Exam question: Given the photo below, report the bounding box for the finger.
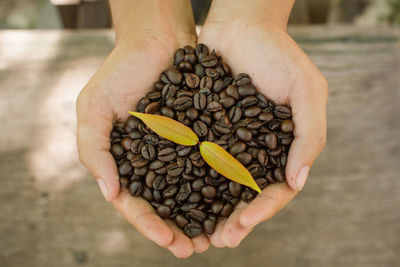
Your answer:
[286,75,328,191]
[191,234,210,253]
[220,201,253,248]
[209,219,227,248]
[165,220,194,258]
[112,191,173,247]
[239,182,297,228]
[76,90,120,201]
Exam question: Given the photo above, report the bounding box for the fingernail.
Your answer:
[296,166,310,191]
[97,178,109,200]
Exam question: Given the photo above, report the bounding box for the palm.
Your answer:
[198,24,327,247]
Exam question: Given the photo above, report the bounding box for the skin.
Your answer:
[76,0,327,258]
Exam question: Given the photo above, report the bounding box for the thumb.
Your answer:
[285,75,328,191]
[76,90,120,201]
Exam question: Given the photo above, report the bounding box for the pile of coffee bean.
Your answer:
[110,44,294,237]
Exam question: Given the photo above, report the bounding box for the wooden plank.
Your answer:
[0,27,399,267]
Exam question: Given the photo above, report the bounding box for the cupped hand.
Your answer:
[198,21,328,247]
[76,32,209,258]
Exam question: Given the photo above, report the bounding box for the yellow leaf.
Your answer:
[199,141,261,193]
[129,111,198,146]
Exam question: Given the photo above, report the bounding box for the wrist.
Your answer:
[110,0,197,47]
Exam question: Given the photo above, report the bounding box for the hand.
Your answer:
[76,30,210,258]
[198,15,328,247]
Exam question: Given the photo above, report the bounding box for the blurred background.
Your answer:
[0,1,399,267]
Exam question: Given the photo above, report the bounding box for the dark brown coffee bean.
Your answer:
[119,176,129,189]
[274,168,285,182]
[184,53,196,65]
[203,219,216,234]
[228,106,242,123]
[192,167,206,177]
[238,84,256,96]
[244,106,262,117]
[212,79,224,93]
[167,162,184,176]
[207,93,220,104]
[111,143,124,157]
[145,171,156,188]
[241,96,258,107]
[134,166,147,176]
[157,205,171,218]
[131,155,149,168]
[192,178,205,191]
[162,84,177,100]
[269,146,283,157]
[281,119,294,132]
[228,182,242,197]
[207,101,222,112]
[149,160,164,170]
[257,149,269,165]
[166,174,179,185]
[193,93,206,110]
[160,106,174,118]
[236,152,253,165]
[201,185,217,198]
[205,68,220,80]
[175,214,189,228]
[147,91,161,101]
[226,85,240,100]
[258,111,274,122]
[229,142,246,155]
[174,48,185,66]
[144,102,159,114]
[129,181,143,196]
[176,145,191,157]
[234,73,251,86]
[193,120,208,137]
[265,132,278,150]
[174,96,193,111]
[178,61,193,72]
[200,55,218,67]
[219,97,236,109]
[241,189,256,202]
[137,97,150,112]
[248,164,264,177]
[142,186,153,201]
[247,120,264,129]
[153,190,162,202]
[190,152,205,167]
[184,107,198,121]
[176,182,191,202]
[140,144,155,160]
[221,203,234,217]
[184,222,202,237]
[158,147,176,162]
[256,178,268,190]
[195,43,209,57]
[162,185,178,198]
[274,105,292,119]
[211,201,224,214]
[194,63,205,77]
[188,209,206,223]
[188,192,202,203]
[180,203,198,211]
[166,67,182,85]
[163,198,176,209]
[185,73,200,88]
[200,76,213,89]
[236,127,253,142]
[118,161,132,176]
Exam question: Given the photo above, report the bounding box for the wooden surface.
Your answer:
[0,27,399,267]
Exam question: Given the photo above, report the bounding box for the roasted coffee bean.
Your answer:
[194,64,205,77]
[268,119,281,131]
[221,203,234,217]
[265,132,278,150]
[236,152,253,166]
[142,186,153,201]
[178,61,193,72]
[166,174,179,185]
[203,219,216,234]
[155,166,167,175]
[149,160,164,170]
[225,85,240,100]
[174,48,185,65]
[207,93,220,104]
[153,190,162,202]
[234,73,251,86]
[201,185,217,198]
[175,214,189,228]
[228,182,242,197]
[145,171,156,188]
[162,185,178,198]
[274,168,285,182]
[184,222,202,237]
[119,161,132,176]
[143,134,159,145]
[188,192,202,203]
[163,198,176,209]
[158,147,176,162]
[147,91,161,101]
[200,76,213,90]
[192,167,206,177]
[153,175,166,191]
[212,79,224,93]
[167,162,184,176]
[269,146,283,157]
[241,96,258,107]
[238,84,256,96]
[174,96,193,111]
[244,106,262,117]
[188,209,206,223]
[193,120,208,137]
[126,116,140,129]
[157,205,171,218]
[176,145,192,157]
[185,73,200,88]
[131,155,149,168]
[129,181,143,196]
[236,127,253,142]
[184,53,196,65]
[228,106,242,123]
[248,164,264,177]
[184,107,198,121]
[141,144,156,160]
[134,166,148,176]
[241,189,256,202]
[190,152,205,167]
[205,68,220,80]
[207,101,222,112]
[256,178,268,190]
[180,203,198,211]
[200,55,218,67]
[211,201,224,214]
[193,93,207,110]
[184,159,193,174]
[195,43,209,57]
[144,102,159,114]
[119,176,129,189]
[281,119,294,132]
[166,67,183,85]
[274,105,292,119]
[219,97,236,108]
[230,142,246,155]
[257,149,269,165]
[175,182,191,202]
[111,143,124,157]
[137,97,150,112]
[192,178,205,191]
